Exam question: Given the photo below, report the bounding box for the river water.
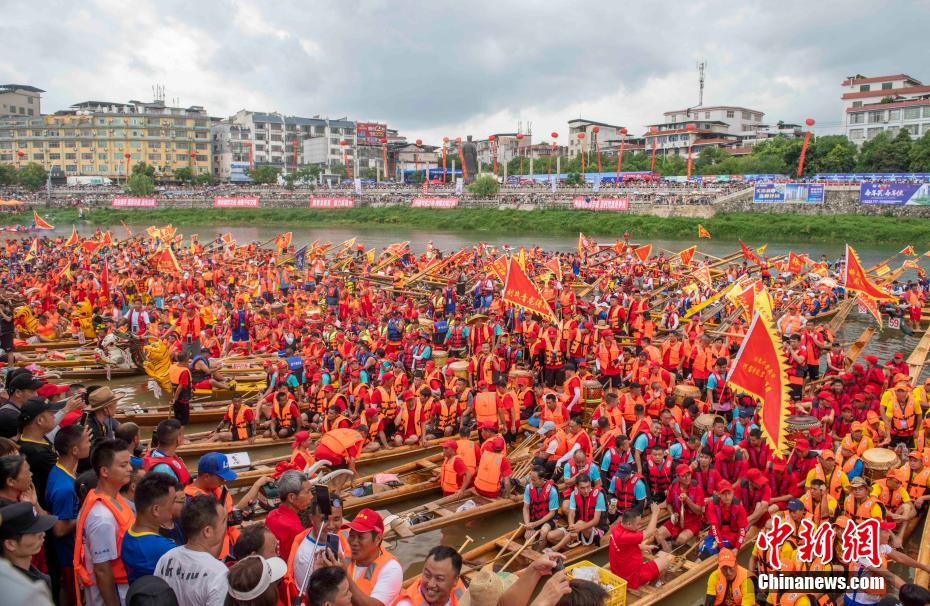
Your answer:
[58,222,924,604]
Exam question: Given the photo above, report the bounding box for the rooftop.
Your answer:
[0,84,45,94]
[842,74,922,87]
[568,118,623,129]
[663,106,764,116]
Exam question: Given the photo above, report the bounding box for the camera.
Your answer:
[227,509,244,526]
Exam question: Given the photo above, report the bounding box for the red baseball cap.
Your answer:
[444,390,456,397]
[345,508,384,534]
[718,480,733,493]
[37,383,70,397]
[364,408,379,418]
[794,438,810,451]
[441,440,458,450]
[401,390,414,400]
[676,464,692,476]
[720,444,735,458]
[292,431,311,448]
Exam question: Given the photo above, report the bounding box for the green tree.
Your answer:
[125,173,155,195]
[467,175,500,196]
[808,135,857,173]
[283,165,320,189]
[361,167,380,180]
[174,167,194,183]
[131,162,155,178]
[857,131,913,171]
[693,147,730,174]
[563,171,584,186]
[328,162,348,178]
[856,132,893,171]
[886,129,914,170]
[909,131,930,172]
[248,165,281,185]
[17,162,47,189]
[0,164,16,186]
[195,172,216,185]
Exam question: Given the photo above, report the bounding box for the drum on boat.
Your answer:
[418,317,435,333]
[862,448,899,482]
[508,368,534,386]
[270,302,285,314]
[694,413,724,437]
[785,415,820,443]
[449,361,469,380]
[582,380,603,405]
[674,384,702,405]
[432,350,449,369]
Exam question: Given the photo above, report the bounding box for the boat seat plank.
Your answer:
[394,525,415,538]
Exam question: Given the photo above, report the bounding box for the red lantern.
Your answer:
[16,150,25,158]
[415,139,423,146]
[379,137,387,144]
[516,133,524,140]
[340,140,348,146]
[649,126,658,134]
[488,135,496,141]
[576,132,585,139]
[551,132,558,139]
[686,124,696,132]
[124,152,131,159]
[190,152,197,159]
[798,118,816,177]
[620,127,628,135]
[592,126,599,134]
[805,118,816,127]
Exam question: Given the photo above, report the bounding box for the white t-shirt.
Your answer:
[82,501,129,606]
[844,543,893,604]
[292,533,329,593]
[351,558,403,606]
[155,546,228,606]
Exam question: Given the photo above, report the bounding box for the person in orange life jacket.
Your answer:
[689,334,714,391]
[393,545,465,606]
[656,465,706,552]
[289,431,316,471]
[626,402,652,443]
[393,390,427,448]
[168,350,193,426]
[609,503,670,590]
[268,390,303,438]
[591,392,625,432]
[538,392,569,429]
[74,439,134,606]
[777,304,807,337]
[360,408,392,453]
[549,474,607,552]
[212,394,257,444]
[437,440,473,498]
[885,380,920,449]
[596,331,625,388]
[143,419,190,485]
[531,421,565,478]
[560,363,582,418]
[522,466,560,550]
[315,508,403,606]
[873,468,916,533]
[704,547,754,606]
[477,423,506,459]
[564,418,593,459]
[426,390,460,439]
[701,480,748,557]
[706,356,735,419]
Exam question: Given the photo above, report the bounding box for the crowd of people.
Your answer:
[0,227,929,606]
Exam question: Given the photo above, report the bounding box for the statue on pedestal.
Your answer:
[461,135,478,182]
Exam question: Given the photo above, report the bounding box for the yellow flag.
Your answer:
[365,249,376,264]
[517,247,527,271]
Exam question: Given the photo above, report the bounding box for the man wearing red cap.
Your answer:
[393,390,426,447]
[714,444,747,484]
[703,480,748,555]
[733,468,773,528]
[320,508,401,606]
[656,465,704,552]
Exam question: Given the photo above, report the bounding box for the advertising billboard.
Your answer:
[411,197,459,208]
[309,197,355,209]
[752,183,824,204]
[214,197,260,208]
[356,122,387,145]
[859,182,930,205]
[571,197,630,211]
[112,197,156,207]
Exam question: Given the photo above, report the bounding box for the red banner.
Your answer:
[785,251,805,275]
[112,197,156,208]
[503,257,556,322]
[844,244,895,301]
[214,196,260,208]
[740,239,760,264]
[571,197,629,211]
[310,197,355,209]
[634,244,652,262]
[678,245,696,266]
[411,197,459,208]
[727,312,792,457]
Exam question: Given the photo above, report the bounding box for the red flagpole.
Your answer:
[685,124,695,180]
[797,118,815,177]
[578,133,585,175]
[649,126,657,172]
[456,137,467,182]
[615,127,628,182]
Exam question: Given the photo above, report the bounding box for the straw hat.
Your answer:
[459,568,518,606]
[86,386,120,411]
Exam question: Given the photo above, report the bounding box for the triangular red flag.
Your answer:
[739,240,760,264]
[33,210,54,230]
[844,244,895,301]
[679,246,696,266]
[65,226,80,247]
[634,244,652,263]
[503,257,556,322]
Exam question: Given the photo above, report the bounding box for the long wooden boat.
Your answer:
[16,339,83,352]
[383,493,523,540]
[55,366,143,380]
[192,382,267,401]
[118,403,232,426]
[14,354,98,368]
[907,323,930,383]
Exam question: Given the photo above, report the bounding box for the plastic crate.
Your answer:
[565,560,627,606]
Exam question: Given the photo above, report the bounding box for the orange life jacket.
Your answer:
[473,451,504,495]
[74,490,135,599]
[474,391,498,426]
[440,455,465,494]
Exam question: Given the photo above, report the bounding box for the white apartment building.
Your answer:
[643,106,765,157]
[842,74,930,144]
[567,119,624,158]
[0,84,42,117]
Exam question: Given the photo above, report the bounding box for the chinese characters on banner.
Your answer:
[502,256,557,322]
[112,197,157,207]
[858,182,930,205]
[411,197,459,208]
[571,197,630,211]
[309,197,355,209]
[213,196,260,208]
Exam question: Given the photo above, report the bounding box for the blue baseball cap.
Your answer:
[198,452,237,481]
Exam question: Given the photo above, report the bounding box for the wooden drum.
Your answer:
[449,361,469,380]
[674,384,702,405]
[862,448,899,482]
[582,380,603,405]
[785,415,820,443]
[432,350,449,369]
[509,368,534,387]
[694,413,724,437]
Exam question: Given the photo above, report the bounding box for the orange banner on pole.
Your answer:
[726,311,792,457]
[692,265,712,289]
[150,246,182,274]
[275,232,292,253]
[901,245,916,256]
[785,251,805,275]
[697,224,711,239]
[678,245,696,266]
[634,244,652,263]
[740,240,760,264]
[65,226,80,247]
[545,257,563,282]
[844,244,895,301]
[33,210,54,230]
[488,255,509,282]
[503,256,557,322]
[855,293,883,329]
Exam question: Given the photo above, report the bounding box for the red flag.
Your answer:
[740,240,760,264]
[855,293,883,329]
[679,246,696,266]
[33,210,54,230]
[65,226,80,247]
[692,264,712,289]
[900,245,916,256]
[149,246,182,274]
[101,259,110,300]
[726,311,792,457]
[503,257,557,322]
[634,244,652,263]
[545,257,563,282]
[697,224,711,239]
[101,230,113,246]
[844,244,895,301]
[275,232,292,253]
[488,255,509,282]
[81,240,101,255]
[786,251,805,275]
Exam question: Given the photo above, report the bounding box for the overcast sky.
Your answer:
[2,0,927,144]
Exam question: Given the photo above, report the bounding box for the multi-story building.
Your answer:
[0,85,42,117]
[212,110,358,179]
[567,119,625,158]
[643,106,765,157]
[0,98,212,179]
[842,74,930,144]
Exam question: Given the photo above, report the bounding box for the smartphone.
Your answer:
[325,533,340,558]
[315,485,332,516]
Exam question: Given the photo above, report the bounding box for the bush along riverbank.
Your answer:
[13,207,930,245]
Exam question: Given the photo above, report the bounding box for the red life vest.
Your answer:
[446,326,466,349]
[142,451,191,485]
[646,457,673,495]
[573,487,604,525]
[528,481,556,522]
[612,474,643,510]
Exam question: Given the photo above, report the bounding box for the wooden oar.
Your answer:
[500,529,541,572]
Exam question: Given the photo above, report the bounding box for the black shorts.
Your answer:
[0,333,13,352]
[789,383,803,400]
[807,364,820,380]
[172,400,190,426]
[604,374,623,388]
